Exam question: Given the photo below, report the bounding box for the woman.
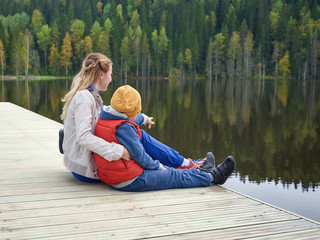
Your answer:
[61,53,204,182]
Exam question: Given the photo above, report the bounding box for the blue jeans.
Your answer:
[111,168,211,192]
[140,129,184,168]
[72,129,184,182]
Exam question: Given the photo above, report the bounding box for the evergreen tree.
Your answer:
[90,21,102,51]
[31,9,43,36]
[0,0,319,78]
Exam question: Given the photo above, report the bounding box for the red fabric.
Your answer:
[94,119,143,185]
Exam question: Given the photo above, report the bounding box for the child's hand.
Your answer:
[144,116,155,129]
[121,147,132,161]
[161,167,167,170]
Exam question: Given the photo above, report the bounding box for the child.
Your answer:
[94,85,236,191]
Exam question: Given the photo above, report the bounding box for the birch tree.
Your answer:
[0,40,5,78]
[120,36,130,79]
[37,24,52,70]
[272,41,280,78]
[206,38,213,81]
[212,33,225,80]
[48,44,60,75]
[227,31,240,79]
[60,32,72,75]
[305,19,320,79]
[243,32,254,77]
[279,51,290,77]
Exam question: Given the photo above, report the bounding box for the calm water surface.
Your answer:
[1,77,320,222]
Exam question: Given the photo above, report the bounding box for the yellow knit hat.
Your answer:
[110,85,142,117]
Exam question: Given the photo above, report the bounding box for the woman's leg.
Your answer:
[140,129,184,168]
[72,172,101,183]
[112,168,211,192]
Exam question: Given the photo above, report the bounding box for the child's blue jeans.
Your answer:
[110,168,211,192]
[72,129,185,182]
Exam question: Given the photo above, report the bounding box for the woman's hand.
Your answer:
[144,116,155,129]
[121,147,132,161]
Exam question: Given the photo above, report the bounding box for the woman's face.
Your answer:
[97,65,112,91]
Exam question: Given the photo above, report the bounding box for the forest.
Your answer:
[0,0,319,79]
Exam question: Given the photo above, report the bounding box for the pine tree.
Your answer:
[31,9,43,36]
[90,21,102,51]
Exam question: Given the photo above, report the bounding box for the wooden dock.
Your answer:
[1,102,320,240]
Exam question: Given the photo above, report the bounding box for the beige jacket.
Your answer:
[63,90,123,179]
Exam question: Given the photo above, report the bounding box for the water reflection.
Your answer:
[1,78,320,189]
[134,78,319,192]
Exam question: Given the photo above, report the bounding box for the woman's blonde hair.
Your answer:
[61,53,112,121]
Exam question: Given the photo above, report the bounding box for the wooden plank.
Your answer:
[0,202,268,229]
[115,220,320,240]
[0,188,242,210]
[0,209,298,239]
[1,198,259,221]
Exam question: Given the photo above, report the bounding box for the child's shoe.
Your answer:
[197,152,216,172]
[209,156,236,185]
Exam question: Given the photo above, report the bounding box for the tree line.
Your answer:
[0,0,319,80]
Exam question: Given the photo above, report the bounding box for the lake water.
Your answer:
[1,77,320,223]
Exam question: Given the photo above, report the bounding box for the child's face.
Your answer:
[129,115,137,121]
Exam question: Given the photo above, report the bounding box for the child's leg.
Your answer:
[112,168,211,192]
[140,129,184,168]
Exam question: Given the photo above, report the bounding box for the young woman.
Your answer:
[61,53,205,182]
